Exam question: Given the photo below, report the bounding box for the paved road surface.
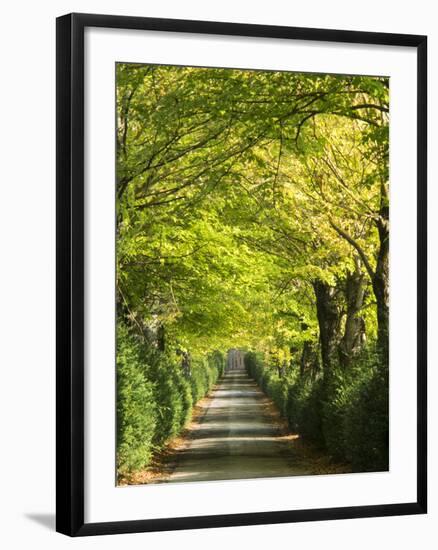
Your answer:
[165,367,310,483]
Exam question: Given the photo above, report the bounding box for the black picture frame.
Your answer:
[56,12,427,537]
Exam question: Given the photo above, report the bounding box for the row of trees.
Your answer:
[116,63,389,477]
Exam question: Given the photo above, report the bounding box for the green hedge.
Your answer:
[190,355,221,403]
[287,377,324,446]
[245,348,388,472]
[117,326,157,477]
[116,322,224,478]
[342,354,389,471]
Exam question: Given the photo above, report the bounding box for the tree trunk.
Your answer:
[300,340,320,378]
[329,185,389,363]
[339,265,367,368]
[300,340,310,377]
[157,323,166,351]
[373,211,389,360]
[329,169,389,363]
[181,350,191,377]
[313,280,342,371]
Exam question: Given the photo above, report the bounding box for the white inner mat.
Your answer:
[84,26,417,523]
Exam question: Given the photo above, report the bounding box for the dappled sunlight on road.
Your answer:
[160,368,311,483]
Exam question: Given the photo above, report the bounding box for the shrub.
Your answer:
[320,348,389,469]
[246,352,289,418]
[176,374,194,429]
[208,350,226,378]
[190,354,222,403]
[116,323,157,477]
[245,351,265,384]
[319,368,351,460]
[266,375,289,417]
[287,376,324,446]
[246,345,389,471]
[343,356,389,472]
[146,349,203,445]
[117,321,225,478]
[190,360,208,403]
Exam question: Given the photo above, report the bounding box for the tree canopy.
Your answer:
[116,63,390,479]
[116,64,389,363]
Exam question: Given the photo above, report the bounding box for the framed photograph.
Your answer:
[56,13,427,536]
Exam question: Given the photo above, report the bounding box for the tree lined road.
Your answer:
[164,368,310,483]
[116,65,389,481]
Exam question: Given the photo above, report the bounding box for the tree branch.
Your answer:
[350,103,389,113]
[329,219,375,281]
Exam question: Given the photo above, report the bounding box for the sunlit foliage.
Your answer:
[116,63,389,477]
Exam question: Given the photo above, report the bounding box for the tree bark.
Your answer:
[313,280,342,371]
[300,340,320,378]
[180,350,191,377]
[373,217,389,359]
[339,264,367,368]
[157,323,166,352]
[330,197,389,362]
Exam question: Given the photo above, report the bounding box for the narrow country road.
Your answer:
[163,367,311,483]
